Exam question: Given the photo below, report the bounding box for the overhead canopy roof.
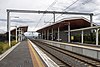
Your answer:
[11,26,28,35]
[37,17,96,32]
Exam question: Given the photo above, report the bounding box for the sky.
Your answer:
[0,0,100,33]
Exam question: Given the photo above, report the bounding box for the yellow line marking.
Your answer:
[28,42,39,67]
[28,41,45,67]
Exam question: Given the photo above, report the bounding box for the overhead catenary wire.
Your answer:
[35,0,93,29]
[59,0,94,15]
[55,0,80,20]
[33,0,57,30]
[44,0,93,25]
[42,0,80,26]
[55,0,94,20]
[94,13,100,16]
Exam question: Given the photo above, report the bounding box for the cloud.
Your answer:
[0,0,100,32]
[0,18,35,23]
[0,29,6,34]
[66,0,97,12]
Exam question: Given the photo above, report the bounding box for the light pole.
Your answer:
[7,12,19,47]
[7,11,11,47]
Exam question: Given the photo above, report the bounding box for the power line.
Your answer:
[33,0,57,30]
[37,0,91,28]
[94,13,100,16]
[55,0,79,20]
[46,0,92,24]
[42,0,79,26]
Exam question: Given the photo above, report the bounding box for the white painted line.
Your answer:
[28,40,59,67]
[0,42,20,61]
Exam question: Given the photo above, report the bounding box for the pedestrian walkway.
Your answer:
[0,41,33,67]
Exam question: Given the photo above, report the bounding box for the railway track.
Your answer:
[31,40,100,67]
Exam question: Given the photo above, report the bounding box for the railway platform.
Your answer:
[0,41,45,67]
[0,40,60,67]
[0,39,100,67]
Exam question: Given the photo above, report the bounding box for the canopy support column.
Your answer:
[52,28,54,40]
[57,27,60,41]
[81,30,84,44]
[16,26,17,42]
[96,29,99,45]
[68,23,70,42]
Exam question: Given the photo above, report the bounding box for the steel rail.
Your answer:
[32,40,71,67]
[31,40,100,67]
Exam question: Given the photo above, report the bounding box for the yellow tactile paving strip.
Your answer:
[28,41,45,67]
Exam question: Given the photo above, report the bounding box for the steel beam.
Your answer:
[65,26,100,32]
[7,9,93,15]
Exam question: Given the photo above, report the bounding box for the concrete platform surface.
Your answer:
[0,41,33,67]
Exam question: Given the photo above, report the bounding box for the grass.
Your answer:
[0,40,17,54]
[11,40,18,46]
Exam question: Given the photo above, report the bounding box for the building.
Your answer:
[37,17,99,44]
[6,26,28,41]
